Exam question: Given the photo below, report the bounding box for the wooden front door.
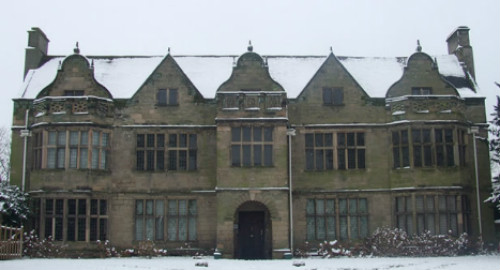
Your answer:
[238,211,265,259]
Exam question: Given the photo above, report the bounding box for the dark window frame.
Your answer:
[231,126,273,167]
[157,89,179,106]
[323,87,344,106]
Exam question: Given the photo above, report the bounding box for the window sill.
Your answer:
[323,103,345,107]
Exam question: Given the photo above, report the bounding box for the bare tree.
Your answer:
[0,127,10,182]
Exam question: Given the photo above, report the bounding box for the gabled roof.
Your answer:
[18,53,482,100]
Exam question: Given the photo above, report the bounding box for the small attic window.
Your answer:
[157,89,178,106]
[411,87,432,95]
[64,90,84,96]
[323,87,343,105]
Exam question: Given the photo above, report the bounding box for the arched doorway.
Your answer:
[234,201,272,259]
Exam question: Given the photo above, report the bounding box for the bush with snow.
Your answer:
[365,226,479,257]
[0,181,30,226]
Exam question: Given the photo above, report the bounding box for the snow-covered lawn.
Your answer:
[0,255,498,270]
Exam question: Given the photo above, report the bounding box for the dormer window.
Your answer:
[157,89,178,106]
[64,90,84,96]
[411,87,432,95]
[323,87,343,105]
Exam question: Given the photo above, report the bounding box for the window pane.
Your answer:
[414,145,422,167]
[340,217,348,240]
[157,89,167,105]
[306,200,315,214]
[81,131,88,145]
[188,216,197,241]
[264,145,273,166]
[146,217,154,240]
[316,216,325,239]
[179,134,187,147]
[100,149,107,169]
[242,145,251,166]
[169,134,177,147]
[92,148,99,169]
[315,133,323,147]
[306,217,315,240]
[333,88,343,105]
[254,145,262,166]
[168,89,178,105]
[305,134,313,148]
[325,150,333,170]
[349,199,357,214]
[80,148,88,169]
[147,134,155,147]
[347,149,356,169]
[231,127,241,142]
[92,132,100,146]
[189,134,197,149]
[67,217,76,241]
[137,134,145,148]
[157,134,165,148]
[358,149,365,169]
[100,200,107,215]
[242,127,251,142]
[264,127,273,142]
[57,148,65,168]
[347,133,355,146]
[392,131,400,145]
[77,218,85,241]
[179,150,187,170]
[70,131,79,145]
[327,216,336,240]
[58,132,66,145]
[356,133,364,146]
[338,133,345,146]
[188,150,197,170]
[316,199,324,215]
[69,149,78,168]
[325,133,333,147]
[48,131,57,145]
[157,150,164,170]
[339,199,347,214]
[168,150,177,170]
[338,149,346,170]
[315,150,324,170]
[253,127,262,142]
[350,216,358,239]
[402,147,409,167]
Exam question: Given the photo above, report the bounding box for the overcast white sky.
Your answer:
[0,0,498,129]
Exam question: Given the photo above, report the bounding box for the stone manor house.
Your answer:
[10,27,496,258]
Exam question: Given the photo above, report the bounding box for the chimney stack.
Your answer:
[24,27,49,78]
[446,26,475,79]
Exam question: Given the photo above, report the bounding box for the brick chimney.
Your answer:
[24,27,49,78]
[446,26,475,79]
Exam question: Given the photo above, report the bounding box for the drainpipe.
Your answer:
[287,128,296,253]
[470,126,483,237]
[20,109,31,192]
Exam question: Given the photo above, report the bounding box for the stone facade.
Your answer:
[10,27,497,258]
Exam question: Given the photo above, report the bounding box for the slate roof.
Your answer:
[18,53,481,100]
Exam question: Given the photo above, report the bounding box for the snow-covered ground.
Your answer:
[0,255,498,270]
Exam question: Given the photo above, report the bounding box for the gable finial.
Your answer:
[330,46,333,53]
[74,42,80,54]
[416,40,422,52]
[91,59,94,69]
[248,40,253,52]
[168,47,171,54]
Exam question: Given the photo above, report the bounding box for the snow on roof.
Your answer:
[175,56,234,99]
[17,53,481,100]
[266,56,326,98]
[339,56,406,98]
[92,56,164,99]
